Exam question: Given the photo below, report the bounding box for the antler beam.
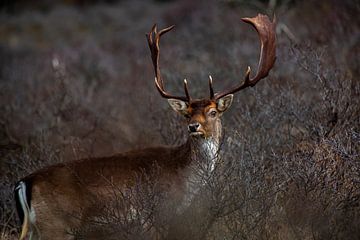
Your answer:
[146,24,190,102]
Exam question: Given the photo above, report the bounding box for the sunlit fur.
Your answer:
[186,99,222,139]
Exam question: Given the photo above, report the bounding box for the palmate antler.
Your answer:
[147,14,276,102]
[211,14,277,100]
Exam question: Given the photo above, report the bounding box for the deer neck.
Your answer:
[189,137,219,170]
[191,120,221,168]
[187,121,222,173]
[178,133,221,207]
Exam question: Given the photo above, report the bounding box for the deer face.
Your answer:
[168,94,233,138]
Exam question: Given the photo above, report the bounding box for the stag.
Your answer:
[15,14,276,240]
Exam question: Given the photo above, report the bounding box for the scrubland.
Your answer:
[0,0,359,239]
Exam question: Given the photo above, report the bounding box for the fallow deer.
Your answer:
[14,14,276,240]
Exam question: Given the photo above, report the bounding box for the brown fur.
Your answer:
[21,142,193,239]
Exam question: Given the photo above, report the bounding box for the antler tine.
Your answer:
[183,79,191,100]
[209,75,215,99]
[146,24,189,102]
[214,14,276,100]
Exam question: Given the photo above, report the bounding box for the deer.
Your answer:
[14,14,276,240]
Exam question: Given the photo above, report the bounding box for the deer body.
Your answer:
[15,14,276,240]
[16,144,188,239]
[16,120,221,240]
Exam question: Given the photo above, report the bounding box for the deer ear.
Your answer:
[217,94,233,112]
[168,99,189,115]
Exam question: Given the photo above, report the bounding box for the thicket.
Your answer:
[1,0,359,239]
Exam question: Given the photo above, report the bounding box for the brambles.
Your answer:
[0,0,359,239]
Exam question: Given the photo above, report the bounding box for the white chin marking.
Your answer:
[190,132,204,136]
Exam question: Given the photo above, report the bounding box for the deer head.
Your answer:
[146,14,276,139]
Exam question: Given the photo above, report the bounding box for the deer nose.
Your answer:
[188,123,200,133]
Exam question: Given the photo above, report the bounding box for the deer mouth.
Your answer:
[189,131,205,137]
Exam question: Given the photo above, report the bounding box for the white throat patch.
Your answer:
[182,138,220,208]
[201,139,219,172]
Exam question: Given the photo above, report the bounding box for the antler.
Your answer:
[146,24,190,102]
[213,14,276,100]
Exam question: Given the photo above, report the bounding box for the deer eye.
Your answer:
[209,110,217,118]
[184,114,191,119]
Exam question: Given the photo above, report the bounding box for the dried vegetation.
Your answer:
[0,0,359,239]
